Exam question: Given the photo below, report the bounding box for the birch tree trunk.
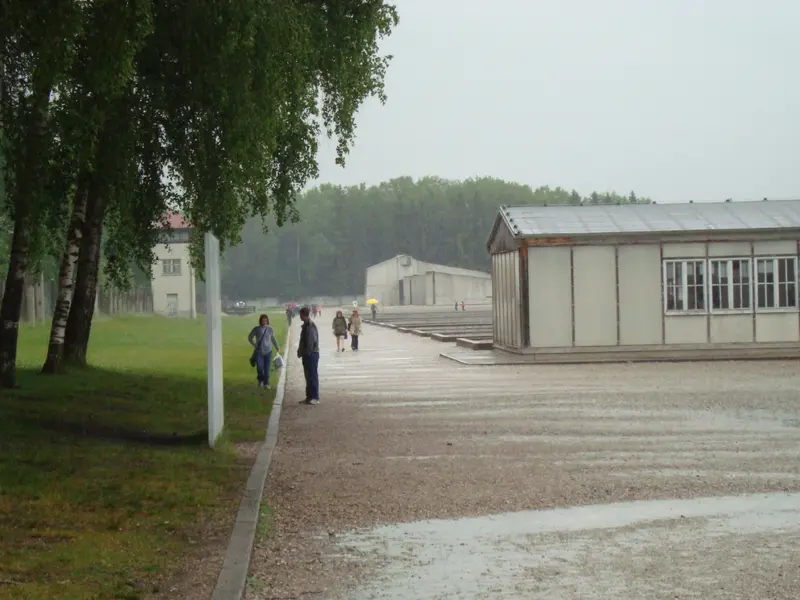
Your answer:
[0,220,32,387]
[41,174,90,374]
[0,87,51,388]
[63,184,106,367]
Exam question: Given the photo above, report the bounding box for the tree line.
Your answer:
[0,0,398,388]
[221,177,651,300]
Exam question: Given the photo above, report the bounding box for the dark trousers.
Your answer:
[350,334,359,350]
[255,352,272,384]
[301,352,320,400]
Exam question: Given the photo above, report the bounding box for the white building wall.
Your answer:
[365,255,490,306]
[151,242,196,318]
[756,313,799,342]
[710,315,752,343]
[572,246,616,346]
[528,247,572,347]
[431,273,454,306]
[425,272,436,305]
[708,242,750,257]
[365,258,401,304]
[662,243,705,258]
[664,315,707,344]
[754,240,796,255]
[437,273,491,306]
[492,251,522,347]
[409,274,426,305]
[617,245,662,345]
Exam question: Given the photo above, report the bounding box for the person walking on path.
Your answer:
[297,306,320,405]
[332,310,348,352]
[248,314,280,390]
[370,303,377,320]
[348,309,362,351]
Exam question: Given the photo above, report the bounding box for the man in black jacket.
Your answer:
[297,306,320,405]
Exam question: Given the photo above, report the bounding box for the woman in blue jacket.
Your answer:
[248,314,280,389]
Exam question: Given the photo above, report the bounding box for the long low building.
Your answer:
[487,199,800,361]
[365,254,491,306]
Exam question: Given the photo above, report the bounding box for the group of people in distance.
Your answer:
[250,303,369,406]
[331,308,362,352]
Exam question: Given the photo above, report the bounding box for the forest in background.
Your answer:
[221,176,651,299]
[1,176,650,304]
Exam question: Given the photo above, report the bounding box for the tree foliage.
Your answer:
[221,177,651,299]
[1,0,400,384]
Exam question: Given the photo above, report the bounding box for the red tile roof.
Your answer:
[164,211,191,229]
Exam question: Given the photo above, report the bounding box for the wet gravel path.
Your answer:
[246,323,800,599]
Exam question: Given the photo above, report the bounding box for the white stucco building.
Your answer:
[151,212,197,318]
[365,254,492,307]
[487,200,800,361]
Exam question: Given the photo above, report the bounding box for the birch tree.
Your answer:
[62,0,400,365]
[0,0,84,388]
[41,0,153,373]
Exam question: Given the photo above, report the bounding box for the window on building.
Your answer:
[664,259,705,312]
[158,229,191,245]
[162,258,182,276]
[756,257,797,309]
[169,230,191,244]
[710,259,751,310]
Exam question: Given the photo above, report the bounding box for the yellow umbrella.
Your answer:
[366,298,379,305]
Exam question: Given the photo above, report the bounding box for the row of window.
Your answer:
[162,258,182,276]
[664,256,797,313]
[160,230,191,244]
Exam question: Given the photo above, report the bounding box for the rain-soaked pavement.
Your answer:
[247,321,800,600]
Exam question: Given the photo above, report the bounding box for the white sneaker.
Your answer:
[309,399,320,405]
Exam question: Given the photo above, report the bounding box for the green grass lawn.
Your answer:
[0,313,289,600]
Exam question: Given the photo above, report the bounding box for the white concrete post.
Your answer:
[205,232,224,448]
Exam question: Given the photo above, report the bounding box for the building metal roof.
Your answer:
[497,199,800,239]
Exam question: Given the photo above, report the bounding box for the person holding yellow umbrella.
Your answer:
[367,298,379,320]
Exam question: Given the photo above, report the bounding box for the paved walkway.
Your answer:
[247,322,800,599]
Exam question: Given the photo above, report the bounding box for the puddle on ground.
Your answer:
[362,400,467,408]
[487,432,799,445]
[605,468,800,480]
[336,492,800,600]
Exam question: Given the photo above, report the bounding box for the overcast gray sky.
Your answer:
[312,0,799,203]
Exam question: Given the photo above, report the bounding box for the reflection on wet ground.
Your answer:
[340,492,800,599]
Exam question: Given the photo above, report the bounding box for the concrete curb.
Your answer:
[365,320,395,329]
[455,337,494,350]
[430,333,458,342]
[210,324,294,600]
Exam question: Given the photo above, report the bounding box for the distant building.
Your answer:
[365,254,491,306]
[151,212,197,318]
[487,199,800,362]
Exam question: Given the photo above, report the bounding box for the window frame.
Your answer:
[162,258,182,277]
[709,257,753,314]
[662,258,707,314]
[755,256,798,311]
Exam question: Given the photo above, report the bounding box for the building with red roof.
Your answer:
[152,211,197,318]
